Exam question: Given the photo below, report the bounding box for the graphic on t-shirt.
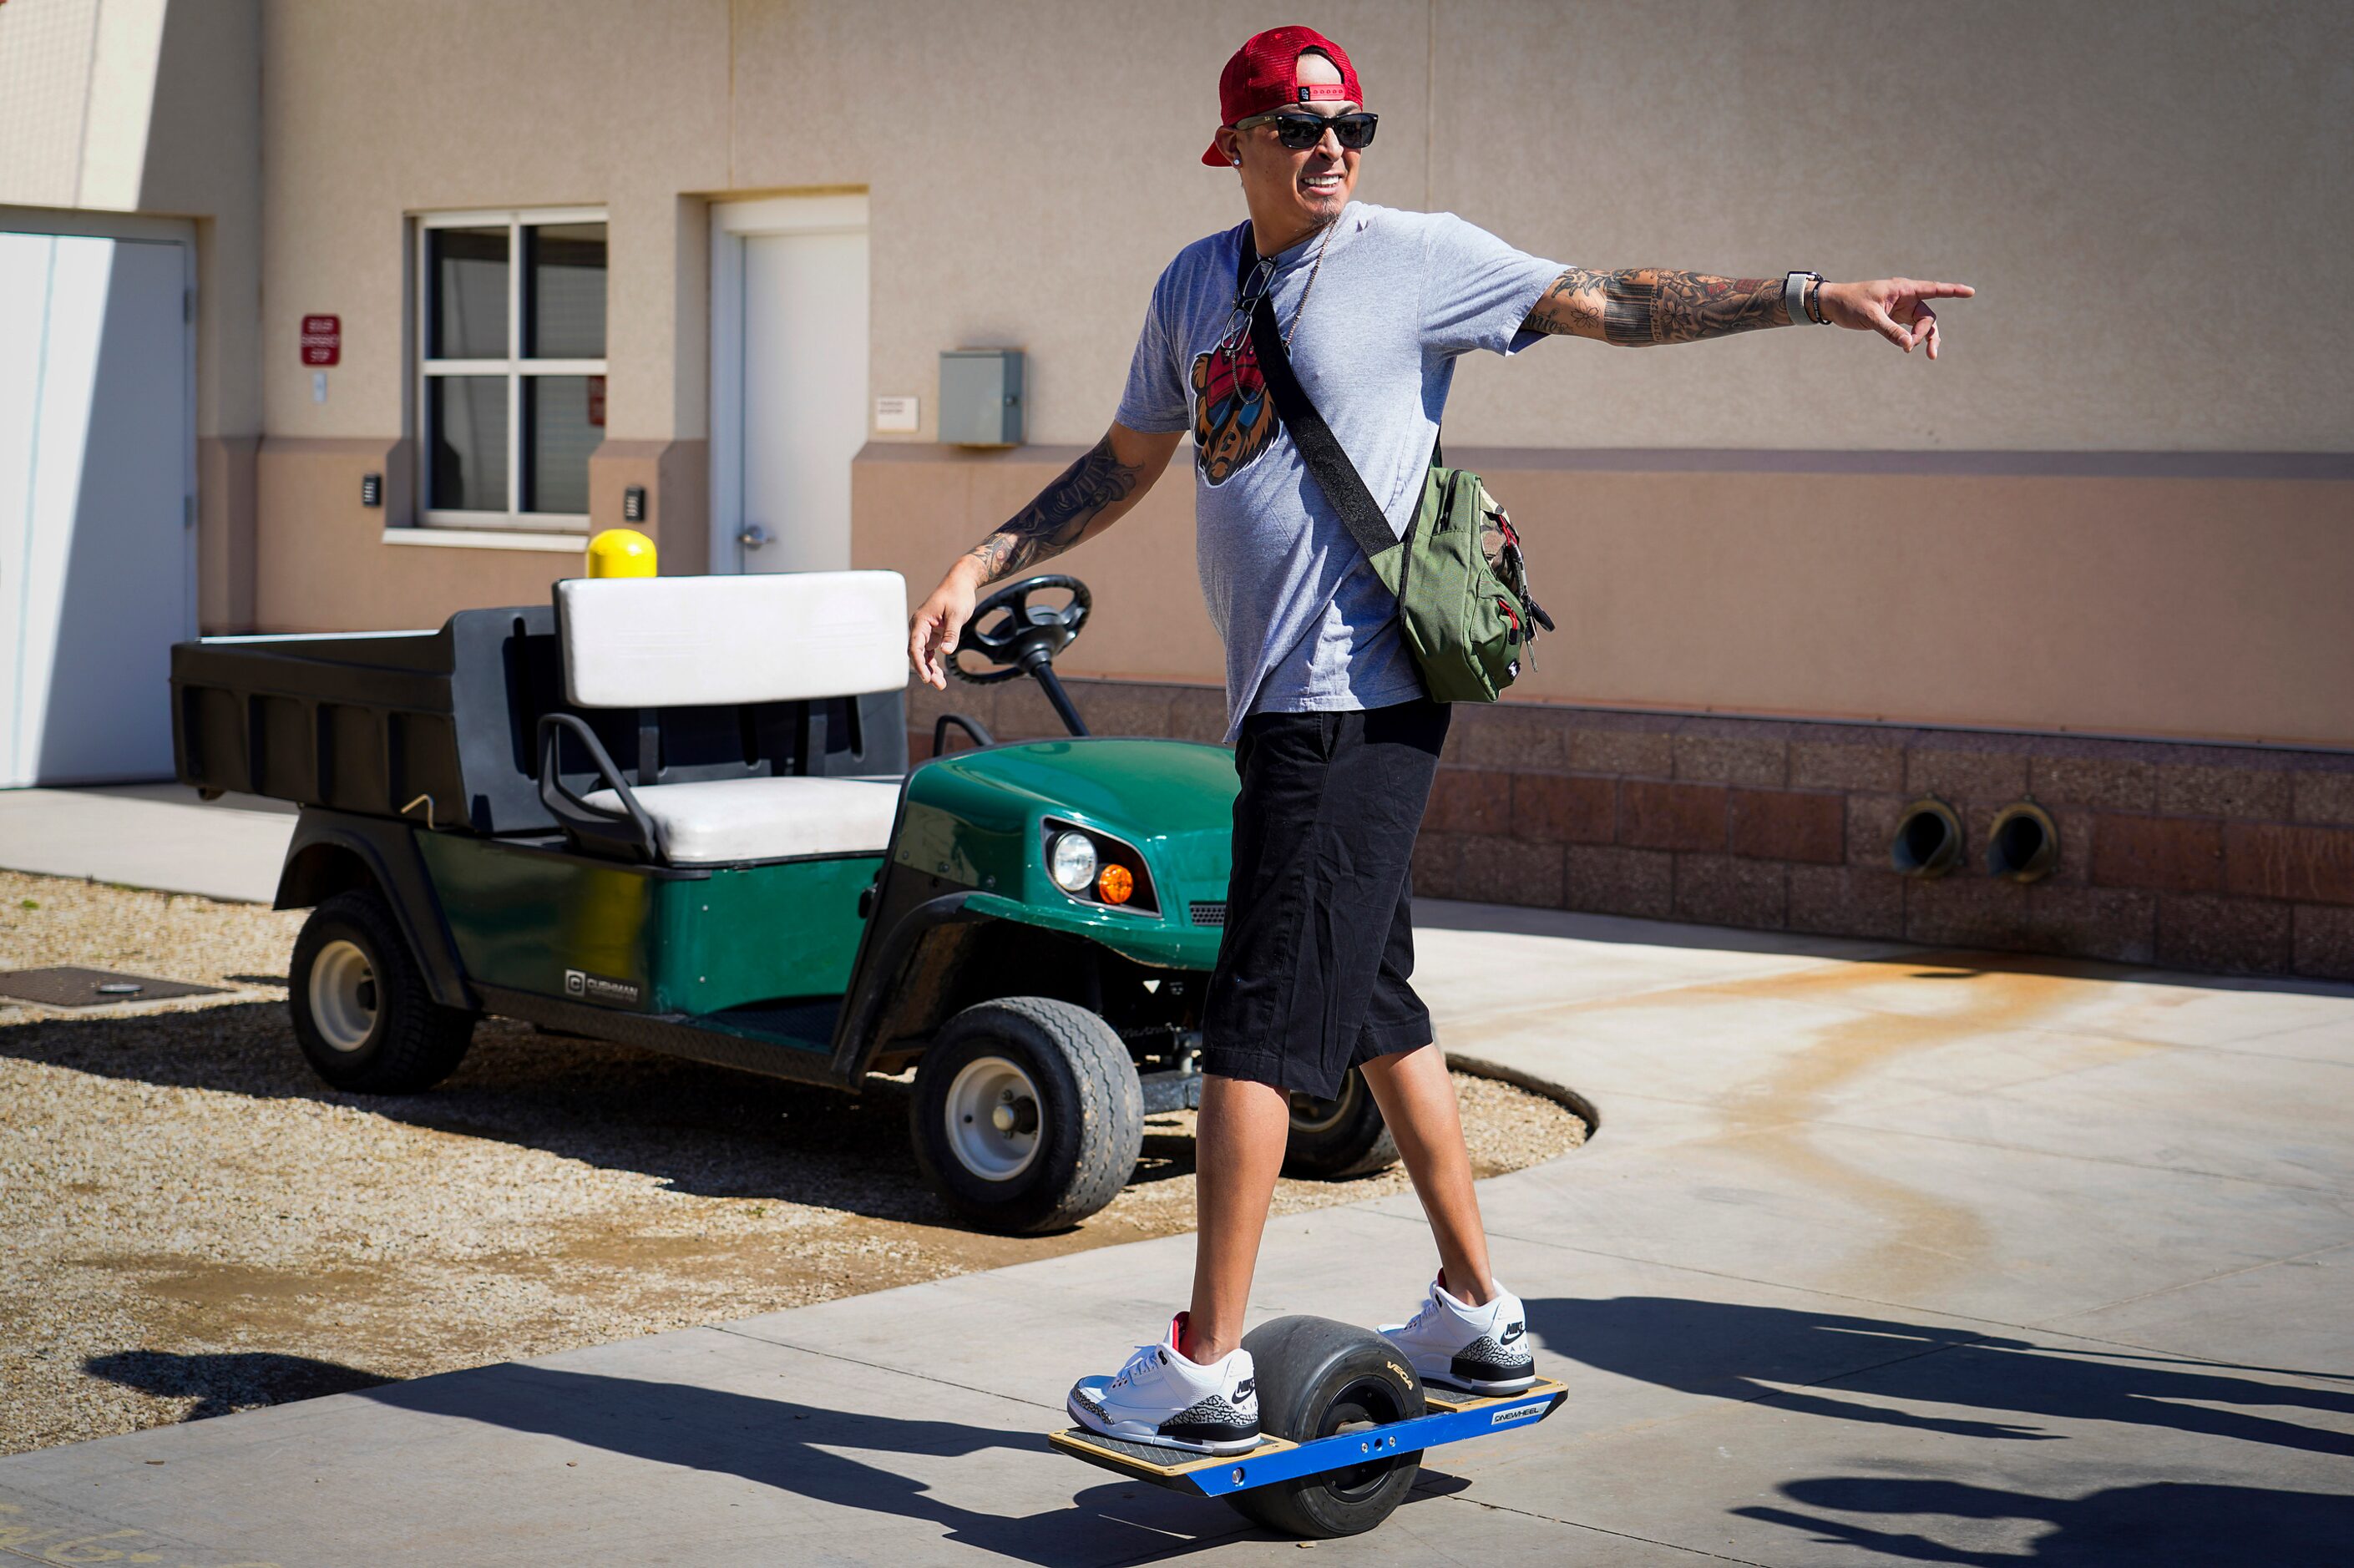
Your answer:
[1191,320,1278,486]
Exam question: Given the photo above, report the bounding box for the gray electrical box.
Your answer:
[939,349,1024,447]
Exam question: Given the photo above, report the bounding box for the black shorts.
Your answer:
[1199,695,1450,1098]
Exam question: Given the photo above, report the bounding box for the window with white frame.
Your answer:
[416,209,607,529]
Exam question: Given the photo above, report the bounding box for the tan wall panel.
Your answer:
[858,448,2354,750]
[1488,463,2354,747]
[255,438,578,630]
[197,434,258,633]
[586,437,709,576]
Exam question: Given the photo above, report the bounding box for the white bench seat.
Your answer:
[585,776,900,865]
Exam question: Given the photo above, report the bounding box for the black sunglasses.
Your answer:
[1233,110,1379,152]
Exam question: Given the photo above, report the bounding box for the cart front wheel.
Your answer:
[911,998,1142,1234]
[1226,1315,1425,1539]
[1283,1068,1400,1180]
[289,890,475,1093]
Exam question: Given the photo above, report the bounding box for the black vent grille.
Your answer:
[1188,901,1228,928]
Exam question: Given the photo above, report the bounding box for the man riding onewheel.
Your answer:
[908,23,1969,1462]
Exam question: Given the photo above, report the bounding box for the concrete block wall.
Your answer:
[906,676,2354,983]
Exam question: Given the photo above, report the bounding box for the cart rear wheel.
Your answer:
[1283,1068,1400,1180]
[1227,1315,1424,1539]
[911,998,1142,1234]
[289,890,476,1093]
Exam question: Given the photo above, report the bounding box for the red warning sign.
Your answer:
[300,315,341,367]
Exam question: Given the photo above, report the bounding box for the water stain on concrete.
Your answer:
[1540,950,2144,1301]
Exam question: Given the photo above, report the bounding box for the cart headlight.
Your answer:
[1039,818,1160,914]
[1047,831,1098,893]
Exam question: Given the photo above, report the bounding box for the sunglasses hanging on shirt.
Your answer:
[1233,110,1379,152]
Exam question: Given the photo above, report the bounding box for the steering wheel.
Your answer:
[949,574,1091,685]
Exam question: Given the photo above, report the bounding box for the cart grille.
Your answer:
[1188,901,1227,928]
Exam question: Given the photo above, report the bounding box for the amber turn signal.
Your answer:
[1096,863,1135,904]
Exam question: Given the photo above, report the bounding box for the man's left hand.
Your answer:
[1819,278,1975,360]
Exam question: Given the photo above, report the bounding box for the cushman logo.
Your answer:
[1490,1403,1542,1425]
[564,969,640,1007]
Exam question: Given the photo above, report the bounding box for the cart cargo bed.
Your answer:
[172,607,905,837]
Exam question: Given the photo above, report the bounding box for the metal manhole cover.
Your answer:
[0,967,225,1008]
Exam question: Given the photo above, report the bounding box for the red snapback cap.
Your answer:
[1201,25,1364,166]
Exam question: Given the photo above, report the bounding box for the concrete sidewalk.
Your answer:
[0,785,295,903]
[5,863,2353,1560]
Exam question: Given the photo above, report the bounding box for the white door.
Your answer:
[711,195,869,574]
[0,230,194,787]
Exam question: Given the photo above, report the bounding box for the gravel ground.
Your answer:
[0,869,1585,1457]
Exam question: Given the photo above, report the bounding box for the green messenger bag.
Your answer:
[1243,250,1556,703]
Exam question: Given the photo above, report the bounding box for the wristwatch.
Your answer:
[1784,270,1829,325]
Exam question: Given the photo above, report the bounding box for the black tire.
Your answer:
[1283,1069,1400,1180]
[288,890,476,1093]
[909,997,1143,1234]
[1226,1315,1424,1539]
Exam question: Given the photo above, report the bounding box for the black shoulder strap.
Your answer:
[1236,229,1405,574]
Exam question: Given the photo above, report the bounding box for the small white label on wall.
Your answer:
[873,395,919,433]
[311,371,328,403]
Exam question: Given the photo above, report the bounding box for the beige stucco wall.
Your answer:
[251,0,2353,452]
[14,1,2346,735]
[1,0,264,630]
[0,0,263,440]
[1435,0,2354,452]
[254,0,732,444]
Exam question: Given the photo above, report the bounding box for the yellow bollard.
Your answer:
[586,528,657,578]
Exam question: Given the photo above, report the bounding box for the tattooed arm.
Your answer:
[1524,268,1977,354]
[1522,267,1790,346]
[960,429,1162,581]
[909,422,1184,689]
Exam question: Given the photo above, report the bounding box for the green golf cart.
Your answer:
[170,569,1395,1232]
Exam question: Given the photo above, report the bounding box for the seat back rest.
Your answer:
[555,571,909,710]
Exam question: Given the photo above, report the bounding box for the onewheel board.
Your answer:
[1050,1378,1568,1498]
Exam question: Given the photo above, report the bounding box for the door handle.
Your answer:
[737,524,772,549]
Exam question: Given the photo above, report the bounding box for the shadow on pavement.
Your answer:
[0,1003,1197,1220]
[1527,1297,2354,1561]
[1735,1476,2354,1565]
[85,1350,392,1421]
[355,1362,1463,1563]
[1527,1297,2354,1454]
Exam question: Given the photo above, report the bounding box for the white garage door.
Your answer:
[0,230,193,787]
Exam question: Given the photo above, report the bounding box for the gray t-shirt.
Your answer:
[1116,202,1561,741]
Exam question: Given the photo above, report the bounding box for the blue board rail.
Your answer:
[1050,1378,1568,1497]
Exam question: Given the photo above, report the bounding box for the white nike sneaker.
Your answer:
[1379,1273,1536,1395]
[1067,1312,1261,1455]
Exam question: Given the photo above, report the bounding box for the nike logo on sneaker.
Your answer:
[1501,1320,1526,1344]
